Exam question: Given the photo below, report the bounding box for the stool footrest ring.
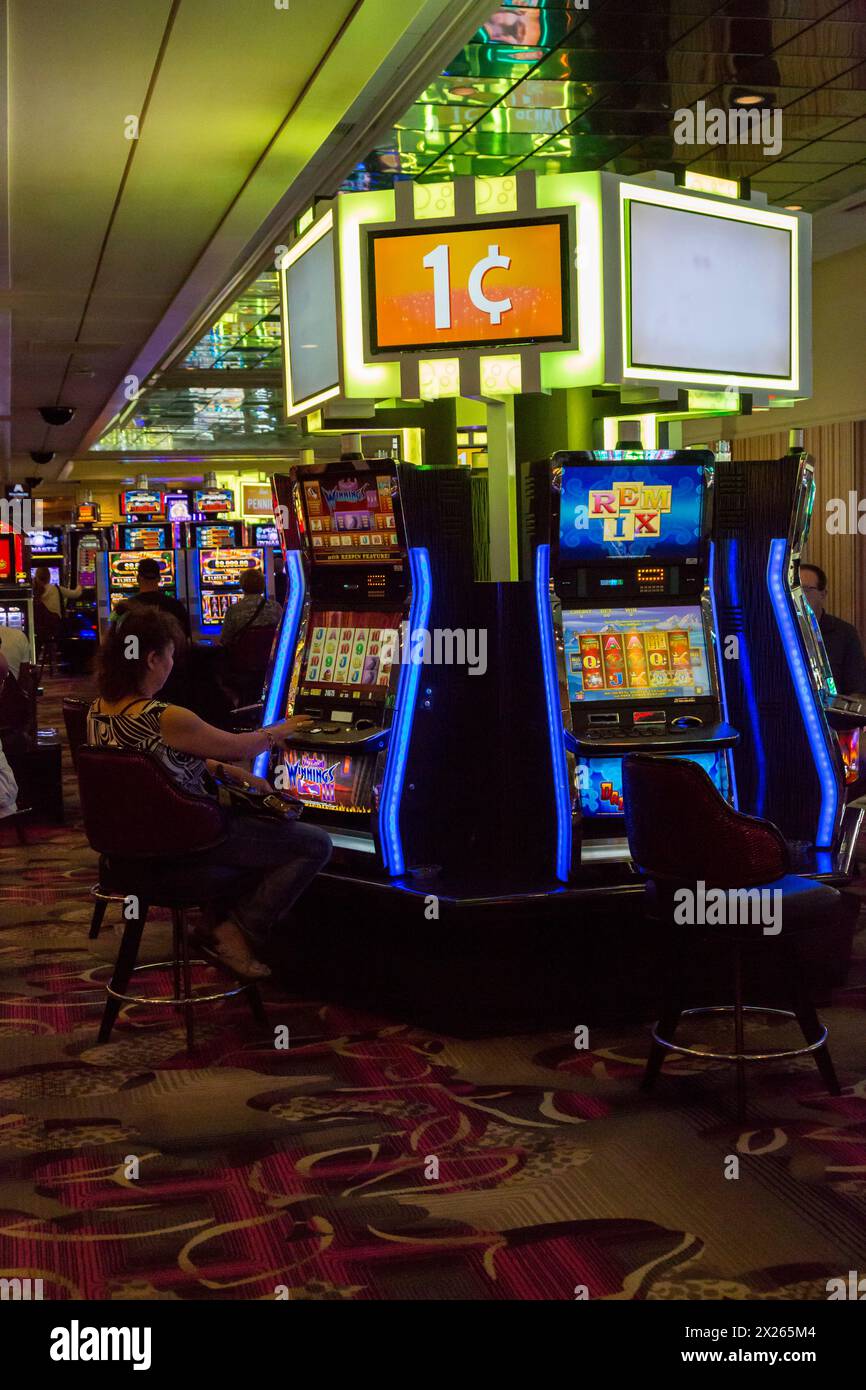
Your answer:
[103,959,251,1007]
[652,1005,828,1063]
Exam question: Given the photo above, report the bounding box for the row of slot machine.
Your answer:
[0,525,104,661]
[254,449,866,895]
[0,516,282,658]
[95,520,281,640]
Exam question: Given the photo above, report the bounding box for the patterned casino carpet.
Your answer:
[1,675,866,1301]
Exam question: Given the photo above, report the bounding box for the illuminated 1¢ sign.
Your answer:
[368,216,571,354]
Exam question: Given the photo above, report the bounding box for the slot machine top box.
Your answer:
[552,449,714,605]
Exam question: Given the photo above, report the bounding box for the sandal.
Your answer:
[192,921,271,980]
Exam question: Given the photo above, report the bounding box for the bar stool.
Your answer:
[77,746,266,1049]
[622,753,843,1120]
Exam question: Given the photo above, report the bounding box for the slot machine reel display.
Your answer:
[183,521,269,640]
[546,450,738,846]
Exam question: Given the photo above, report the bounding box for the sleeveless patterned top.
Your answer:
[87,698,213,799]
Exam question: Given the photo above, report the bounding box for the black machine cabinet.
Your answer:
[713,452,866,858]
[262,459,564,887]
[526,450,737,853]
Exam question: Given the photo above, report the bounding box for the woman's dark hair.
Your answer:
[33,566,51,595]
[95,605,184,702]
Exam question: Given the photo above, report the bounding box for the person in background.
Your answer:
[219,566,282,646]
[127,556,191,638]
[0,624,30,680]
[272,552,288,608]
[800,563,866,695]
[33,565,81,619]
[87,606,330,978]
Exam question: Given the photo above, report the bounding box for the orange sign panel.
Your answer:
[370,218,569,352]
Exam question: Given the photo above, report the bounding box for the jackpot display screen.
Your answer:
[301,475,400,563]
[300,610,401,701]
[194,524,241,549]
[564,606,710,703]
[197,548,264,627]
[559,462,704,564]
[108,551,176,607]
[122,526,167,551]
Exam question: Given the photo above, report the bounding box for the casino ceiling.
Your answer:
[357,0,866,216]
[0,0,492,483]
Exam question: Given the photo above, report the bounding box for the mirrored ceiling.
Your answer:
[344,0,866,214]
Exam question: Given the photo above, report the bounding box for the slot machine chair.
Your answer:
[77,746,267,1049]
[622,753,843,1120]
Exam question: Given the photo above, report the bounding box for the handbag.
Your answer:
[213,765,304,822]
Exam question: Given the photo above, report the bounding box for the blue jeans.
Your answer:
[195,814,332,943]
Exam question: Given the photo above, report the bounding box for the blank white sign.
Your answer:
[628,200,793,379]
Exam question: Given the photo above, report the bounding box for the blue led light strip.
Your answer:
[708,540,739,809]
[767,538,838,848]
[535,543,572,882]
[726,539,766,813]
[253,550,306,779]
[378,546,432,876]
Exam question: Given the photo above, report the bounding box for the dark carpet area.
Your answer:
[1,674,866,1300]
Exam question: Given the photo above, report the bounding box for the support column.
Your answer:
[486,395,518,581]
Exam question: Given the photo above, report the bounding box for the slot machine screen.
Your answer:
[26,527,63,557]
[254,524,279,548]
[300,610,401,703]
[122,526,167,551]
[564,606,710,703]
[0,604,26,629]
[33,564,60,586]
[108,550,176,609]
[280,749,376,814]
[198,548,264,627]
[559,462,704,564]
[196,524,240,549]
[77,537,99,588]
[301,474,401,564]
[579,750,727,817]
[0,535,18,582]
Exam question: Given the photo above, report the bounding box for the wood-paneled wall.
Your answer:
[731,423,861,633]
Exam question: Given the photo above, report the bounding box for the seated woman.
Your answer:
[87,606,331,978]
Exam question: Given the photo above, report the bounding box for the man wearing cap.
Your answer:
[127,556,191,638]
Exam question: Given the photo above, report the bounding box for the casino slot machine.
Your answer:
[183,521,270,641]
[259,460,407,860]
[713,449,866,869]
[0,531,35,662]
[96,523,183,636]
[536,449,738,862]
[260,457,563,885]
[65,526,107,643]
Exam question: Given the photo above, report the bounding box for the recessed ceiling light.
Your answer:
[785,204,802,211]
[734,93,764,107]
